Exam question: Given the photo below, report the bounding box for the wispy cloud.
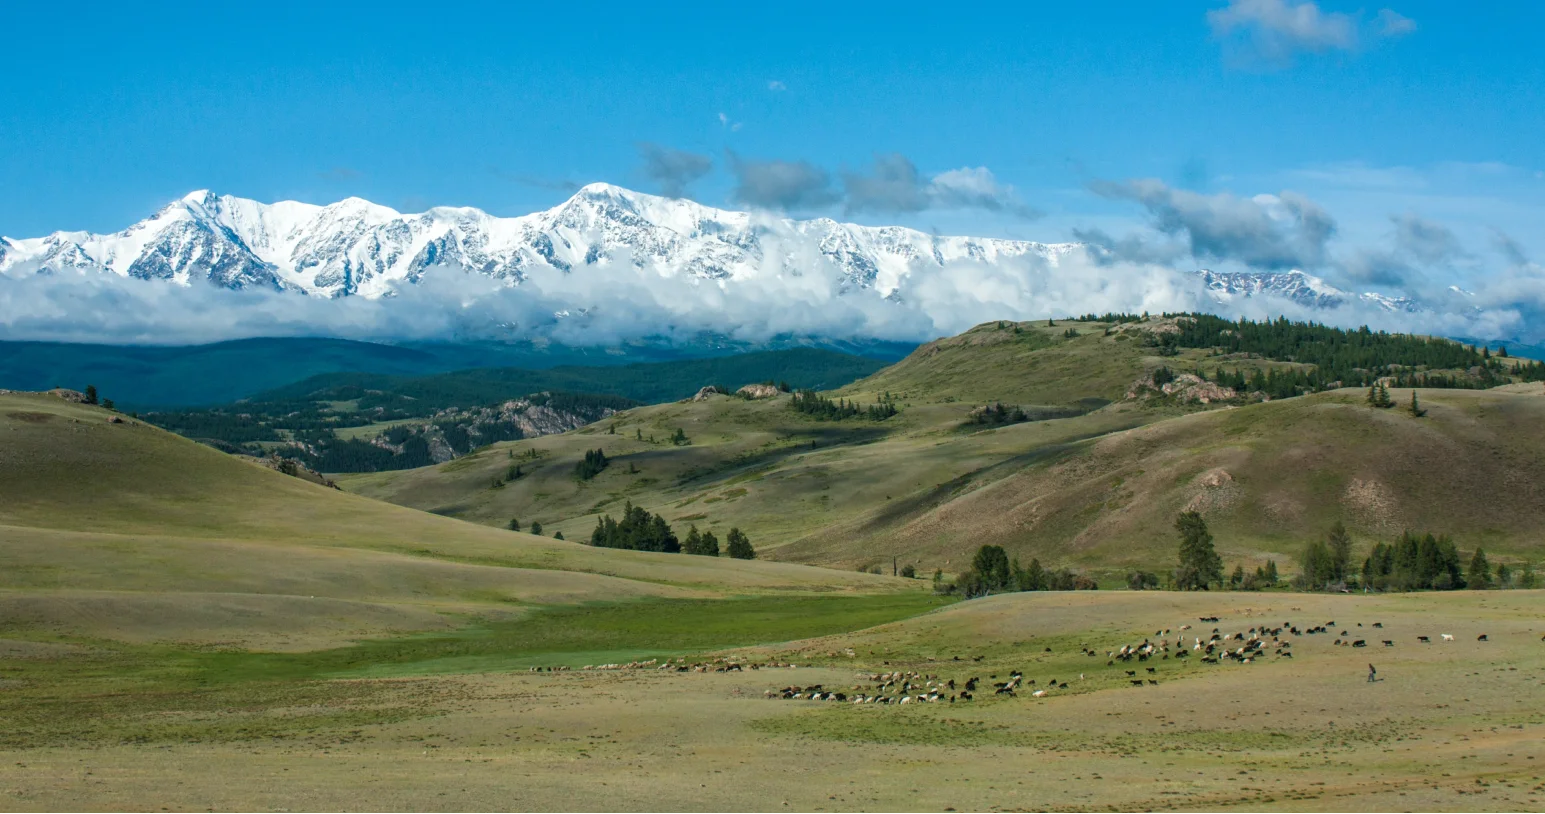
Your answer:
[726,152,839,211]
[636,143,713,198]
[1207,0,1413,67]
[767,80,787,92]
[837,154,1040,218]
[1089,177,1335,270]
[317,167,362,182]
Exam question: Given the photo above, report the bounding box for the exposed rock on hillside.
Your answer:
[736,383,781,399]
[1126,372,1239,404]
[691,386,724,402]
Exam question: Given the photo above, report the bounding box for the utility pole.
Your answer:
[892,556,897,577]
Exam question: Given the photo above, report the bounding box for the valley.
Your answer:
[2,314,1542,812]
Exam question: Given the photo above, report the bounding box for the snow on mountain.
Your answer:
[1194,269,1418,313]
[0,184,1079,299]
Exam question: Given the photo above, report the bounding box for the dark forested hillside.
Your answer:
[138,348,891,473]
[251,348,891,409]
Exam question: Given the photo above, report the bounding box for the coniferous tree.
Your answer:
[725,528,755,559]
[1495,562,1513,588]
[1326,522,1353,584]
[1022,558,1047,591]
[83,385,99,405]
[900,564,916,578]
[1174,512,1223,591]
[1408,391,1427,417]
[553,531,564,540]
[1264,559,1279,586]
[530,521,542,535]
[574,448,610,480]
[1299,539,1333,590]
[971,545,1012,591]
[508,518,521,532]
[1468,548,1492,589]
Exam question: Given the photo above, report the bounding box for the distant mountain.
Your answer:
[0,184,1077,298]
[1194,269,1418,313]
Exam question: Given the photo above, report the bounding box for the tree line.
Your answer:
[937,544,1098,598]
[789,390,898,421]
[587,501,755,558]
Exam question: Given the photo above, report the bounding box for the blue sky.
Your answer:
[3,1,1543,294]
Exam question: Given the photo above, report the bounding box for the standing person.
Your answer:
[1367,664,1377,683]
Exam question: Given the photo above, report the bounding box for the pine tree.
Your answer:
[508,518,521,532]
[1024,558,1047,591]
[1174,511,1223,590]
[530,521,542,535]
[900,564,916,579]
[1468,548,1493,589]
[1495,562,1513,588]
[1326,522,1353,584]
[725,528,755,559]
[1264,559,1279,585]
[1408,391,1427,417]
[83,384,99,405]
[553,531,565,541]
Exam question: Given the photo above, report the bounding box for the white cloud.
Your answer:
[4,236,1538,349]
[767,80,787,92]
[1207,0,1413,66]
[1376,8,1416,37]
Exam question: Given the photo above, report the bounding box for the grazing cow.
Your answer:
[1417,636,1430,643]
[1125,670,1136,677]
[1372,622,1383,628]
[1146,667,1156,673]
[1382,640,1394,647]
[1147,679,1158,685]
[1352,640,1367,648]
[1477,634,1489,642]
[1130,680,1144,687]
[1441,634,1454,641]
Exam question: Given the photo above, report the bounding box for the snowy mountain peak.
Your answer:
[0,186,1078,299]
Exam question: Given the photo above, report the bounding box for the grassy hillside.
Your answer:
[340,317,1545,578]
[779,385,1545,571]
[0,392,909,649]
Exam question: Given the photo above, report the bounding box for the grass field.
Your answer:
[2,589,1539,811]
[5,383,1545,811]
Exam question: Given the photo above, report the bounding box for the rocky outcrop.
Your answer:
[691,386,723,402]
[1126,372,1239,404]
[735,383,781,399]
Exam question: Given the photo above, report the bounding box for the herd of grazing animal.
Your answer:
[755,615,1498,707]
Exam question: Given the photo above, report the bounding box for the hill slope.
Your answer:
[340,318,1545,577]
[0,393,903,649]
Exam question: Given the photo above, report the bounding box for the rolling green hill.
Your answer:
[0,392,906,649]
[339,317,1545,579]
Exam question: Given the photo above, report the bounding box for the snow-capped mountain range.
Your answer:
[1195,269,1417,313]
[0,184,1077,299]
[0,183,1420,318]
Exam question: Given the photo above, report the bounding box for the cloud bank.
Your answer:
[3,241,1534,349]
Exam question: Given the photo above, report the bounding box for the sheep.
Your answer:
[1441,634,1454,641]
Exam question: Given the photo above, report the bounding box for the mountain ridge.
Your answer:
[0,184,1076,298]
